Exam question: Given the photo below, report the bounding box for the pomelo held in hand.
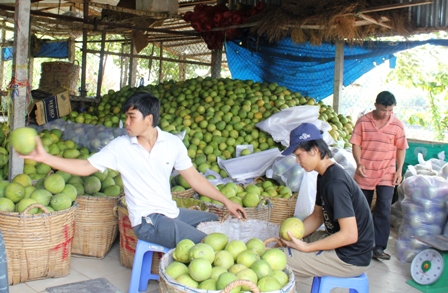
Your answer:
[10,127,38,155]
[279,217,305,241]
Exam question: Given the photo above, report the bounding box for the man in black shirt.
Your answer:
[281,123,374,277]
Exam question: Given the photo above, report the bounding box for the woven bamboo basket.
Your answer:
[71,195,119,258]
[39,61,80,95]
[159,249,296,293]
[171,188,196,199]
[0,203,77,285]
[117,196,207,272]
[204,197,273,221]
[269,195,298,224]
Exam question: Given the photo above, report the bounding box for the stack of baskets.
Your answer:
[0,203,77,285]
[71,195,119,258]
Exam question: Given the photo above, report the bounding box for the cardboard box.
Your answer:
[28,87,72,125]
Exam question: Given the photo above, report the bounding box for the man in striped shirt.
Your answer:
[349,91,408,260]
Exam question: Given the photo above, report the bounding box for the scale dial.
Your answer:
[411,249,444,285]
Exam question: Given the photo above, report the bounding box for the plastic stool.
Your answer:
[128,239,170,293]
[311,273,369,293]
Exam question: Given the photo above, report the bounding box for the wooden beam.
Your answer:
[359,0,433,14]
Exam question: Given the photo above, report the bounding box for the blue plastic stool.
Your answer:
[310,273,369,293]
[128,239,170,293]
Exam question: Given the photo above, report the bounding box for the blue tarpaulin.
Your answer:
[2,40,69,61]
[226,38,448,100]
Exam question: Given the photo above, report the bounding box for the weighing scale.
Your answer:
[407,235,448,293]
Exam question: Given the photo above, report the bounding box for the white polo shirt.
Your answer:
[88,127,192,227]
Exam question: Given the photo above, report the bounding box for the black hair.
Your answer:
[376,91,396,107]
[121,92,160,127]
[297,137,333,159]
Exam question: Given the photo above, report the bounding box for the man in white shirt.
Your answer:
[21,92,246,248]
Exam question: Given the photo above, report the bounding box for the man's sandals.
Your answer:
[372,248,391,260]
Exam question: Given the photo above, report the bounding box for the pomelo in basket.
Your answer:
[30,189,52,206]
[246,237,266,256]
[189,243,215,264]
[210,266,228,281]
[198,278,217,290]
[280,217,305,241]
[236,249,260,268]
[272,269,289,287]
[261,248,287,271]
[216,272,239,292]
[236,268,258,291]
[50,193,72,211]
[4,182,25,203]
[44,173,66,194]
[16,198,39,214]
[173,239,195,263]
[258,276,282,291]
[176,274,198,288]
[250,259,272,279]
[0,197,15,212]
[213,250,234,270]
[228,264,246,275]
[225,240,247,260]
[203,232,228,251]
[188,258,213,282]
[10,127,37,155]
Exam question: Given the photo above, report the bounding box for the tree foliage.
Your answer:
[387,43,448,141]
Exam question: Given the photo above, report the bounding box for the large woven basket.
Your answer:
[159,249,296,293]
[0,203,77,285]
[204,197,273,221]
[71,195,119,258]
[269,195,298,224]
[117,196,207,272]
[39,61,80,95]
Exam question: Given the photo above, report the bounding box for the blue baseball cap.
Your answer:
[282,123,323,155]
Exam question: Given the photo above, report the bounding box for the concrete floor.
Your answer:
[8,228,424,293]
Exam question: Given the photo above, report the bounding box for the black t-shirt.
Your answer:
[316,163,374,266]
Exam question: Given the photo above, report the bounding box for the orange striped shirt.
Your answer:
[349,112,408,189]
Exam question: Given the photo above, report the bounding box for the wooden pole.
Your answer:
[97,30,106,98]
[179,54,186,81]
[120,43,124,88]
[333,40,344,114]
[0,20,5,89]
[158,42,163,83]
[9,0,31,179]
[80,0,89,97]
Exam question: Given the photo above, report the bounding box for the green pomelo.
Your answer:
[10,127,37,155]
[55,170,72,183]
[92,192,107,197]
[50,193,72,211]
[279,217,305,241]
[23,165,36,175]
[244,185,261,196]
[100,176,115,191]
[17,198,39,214]
[242,192,260,207]
[71,182,85,195]
[189,243,215,264]
[272,269,289,287]
[5,182,26,203]
[246,238,266,256]
[203,232,228,251]
[220,186,236,199]
[62,184,78,202]
[67,176,83,185]
[93,169,109,181]
[35,163,52,175]
[113,175,123,192]
[250,260,272,279]
[258,276,282,291]
[213,250,235,270]
[236,268,258,291]
[0,197,15,212]
[261,248,287,271]
[198,278,217,290]
[225,240,247,260]
[34,178,45,189]
[0,180,9,197]
[103,185,121,197]
[173,239,195,263]
[210,266,228,281]
[83,176,102,195]
[189,258,213,282]
[236,249,260,268]
[30,189,52,206]
[216,272,239,292]
[44,174,66,194]
[62,148,80,159]
[228,264,247,275]
[177,175,191,189]
[12,174,32,187]
[165,261,189,280]
[175,274,198,289]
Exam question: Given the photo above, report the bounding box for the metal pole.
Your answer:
[9,0,31,179]
[211,50,222,79]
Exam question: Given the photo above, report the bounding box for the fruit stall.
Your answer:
[0,0,448,292]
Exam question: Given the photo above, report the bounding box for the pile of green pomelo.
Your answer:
[62,77,353,178]
[165,217,305,292]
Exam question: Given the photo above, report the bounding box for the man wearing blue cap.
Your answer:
[280,123,374,278]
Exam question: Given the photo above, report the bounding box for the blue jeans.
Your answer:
[362,186,394,250]
[132,208,219,249]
